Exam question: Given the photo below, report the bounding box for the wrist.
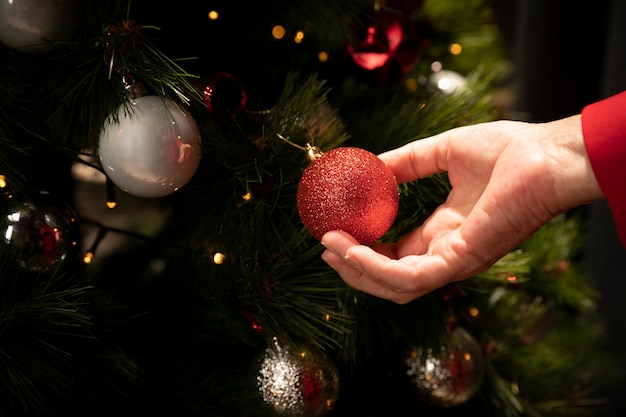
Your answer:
[543,114,603,211]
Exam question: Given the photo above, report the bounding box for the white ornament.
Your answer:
[429,70,467,94]
[0,0,71,53]
[99,95,202,198]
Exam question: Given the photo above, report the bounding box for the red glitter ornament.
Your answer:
[296,147,399,245]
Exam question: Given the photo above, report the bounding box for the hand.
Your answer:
[321,115,603,304]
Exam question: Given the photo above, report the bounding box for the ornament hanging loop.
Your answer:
[122,74,146,100]
[276,133,323,161]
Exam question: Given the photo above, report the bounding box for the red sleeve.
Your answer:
[581,90,626,247]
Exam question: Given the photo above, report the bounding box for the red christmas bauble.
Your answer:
[203,72,247,121]
[297,147,399,245]
[346,10,422,86]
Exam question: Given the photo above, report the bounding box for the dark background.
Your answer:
[492,1,626,415]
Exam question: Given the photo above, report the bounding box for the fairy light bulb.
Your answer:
[213,252,226,264]
[83,252,94,264]
[272,25,285,40]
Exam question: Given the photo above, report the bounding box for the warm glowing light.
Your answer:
[449,43,462,55]
[294,30,304,43]
[83,252,94,264]
[507,275,517,282]
[405,77,418,91]
[323,314,331,321]
[272,25,285,40]
[468,306,480,317]
[106,201,117,209]
[213,252,226,264]
[208,10,219,20]
[242,191,252,201]
[511,381,520,394]
[318,51,329,62]
[430,61,442,72]
[464,353,471,361]
[0,175,6,188]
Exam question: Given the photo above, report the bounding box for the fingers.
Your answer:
[321,231,455,304]
[321,249,421,304]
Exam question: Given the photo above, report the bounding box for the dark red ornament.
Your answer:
[203,72,247,121]
[346,10,422,86]
[296,147,399,245]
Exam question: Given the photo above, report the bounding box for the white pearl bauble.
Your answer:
[99,96,202,198]
[0,0,71,53]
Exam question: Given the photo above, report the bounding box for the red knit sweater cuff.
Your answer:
[581,91,626,246]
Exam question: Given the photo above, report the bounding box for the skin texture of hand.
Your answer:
[321,115,604,304]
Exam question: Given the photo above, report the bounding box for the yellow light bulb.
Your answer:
[83,252,94,264]
[213,252,226,264]
[450,43,462,55]
[272,25,285,40]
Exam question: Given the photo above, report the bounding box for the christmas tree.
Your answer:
[0,0,617,416]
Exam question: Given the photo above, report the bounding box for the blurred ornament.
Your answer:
[99,95,202,198]
[347,10,422,86]
[478,287,555,346]
[0,0,71,53]
[404,326,485,408]
[0,190,80,271]
[429,70,467,94]
[203,72,247,121]
[253,338,340,417]
[296,146,399,245]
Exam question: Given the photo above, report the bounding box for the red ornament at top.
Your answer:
[346,10,422,86]
[297,147,399,245]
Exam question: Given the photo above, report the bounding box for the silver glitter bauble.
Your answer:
[0,190,80,271]
[404,326,485,408]
[254,338,340,417]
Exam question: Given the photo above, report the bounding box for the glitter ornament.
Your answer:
[0,190,80,271]
[296,147,399,245]
[99,95,202,198]
[403,326,485,408]
[254,338,340,417]
[0,0,71,53]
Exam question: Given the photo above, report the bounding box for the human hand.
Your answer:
[321,115,603,304]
